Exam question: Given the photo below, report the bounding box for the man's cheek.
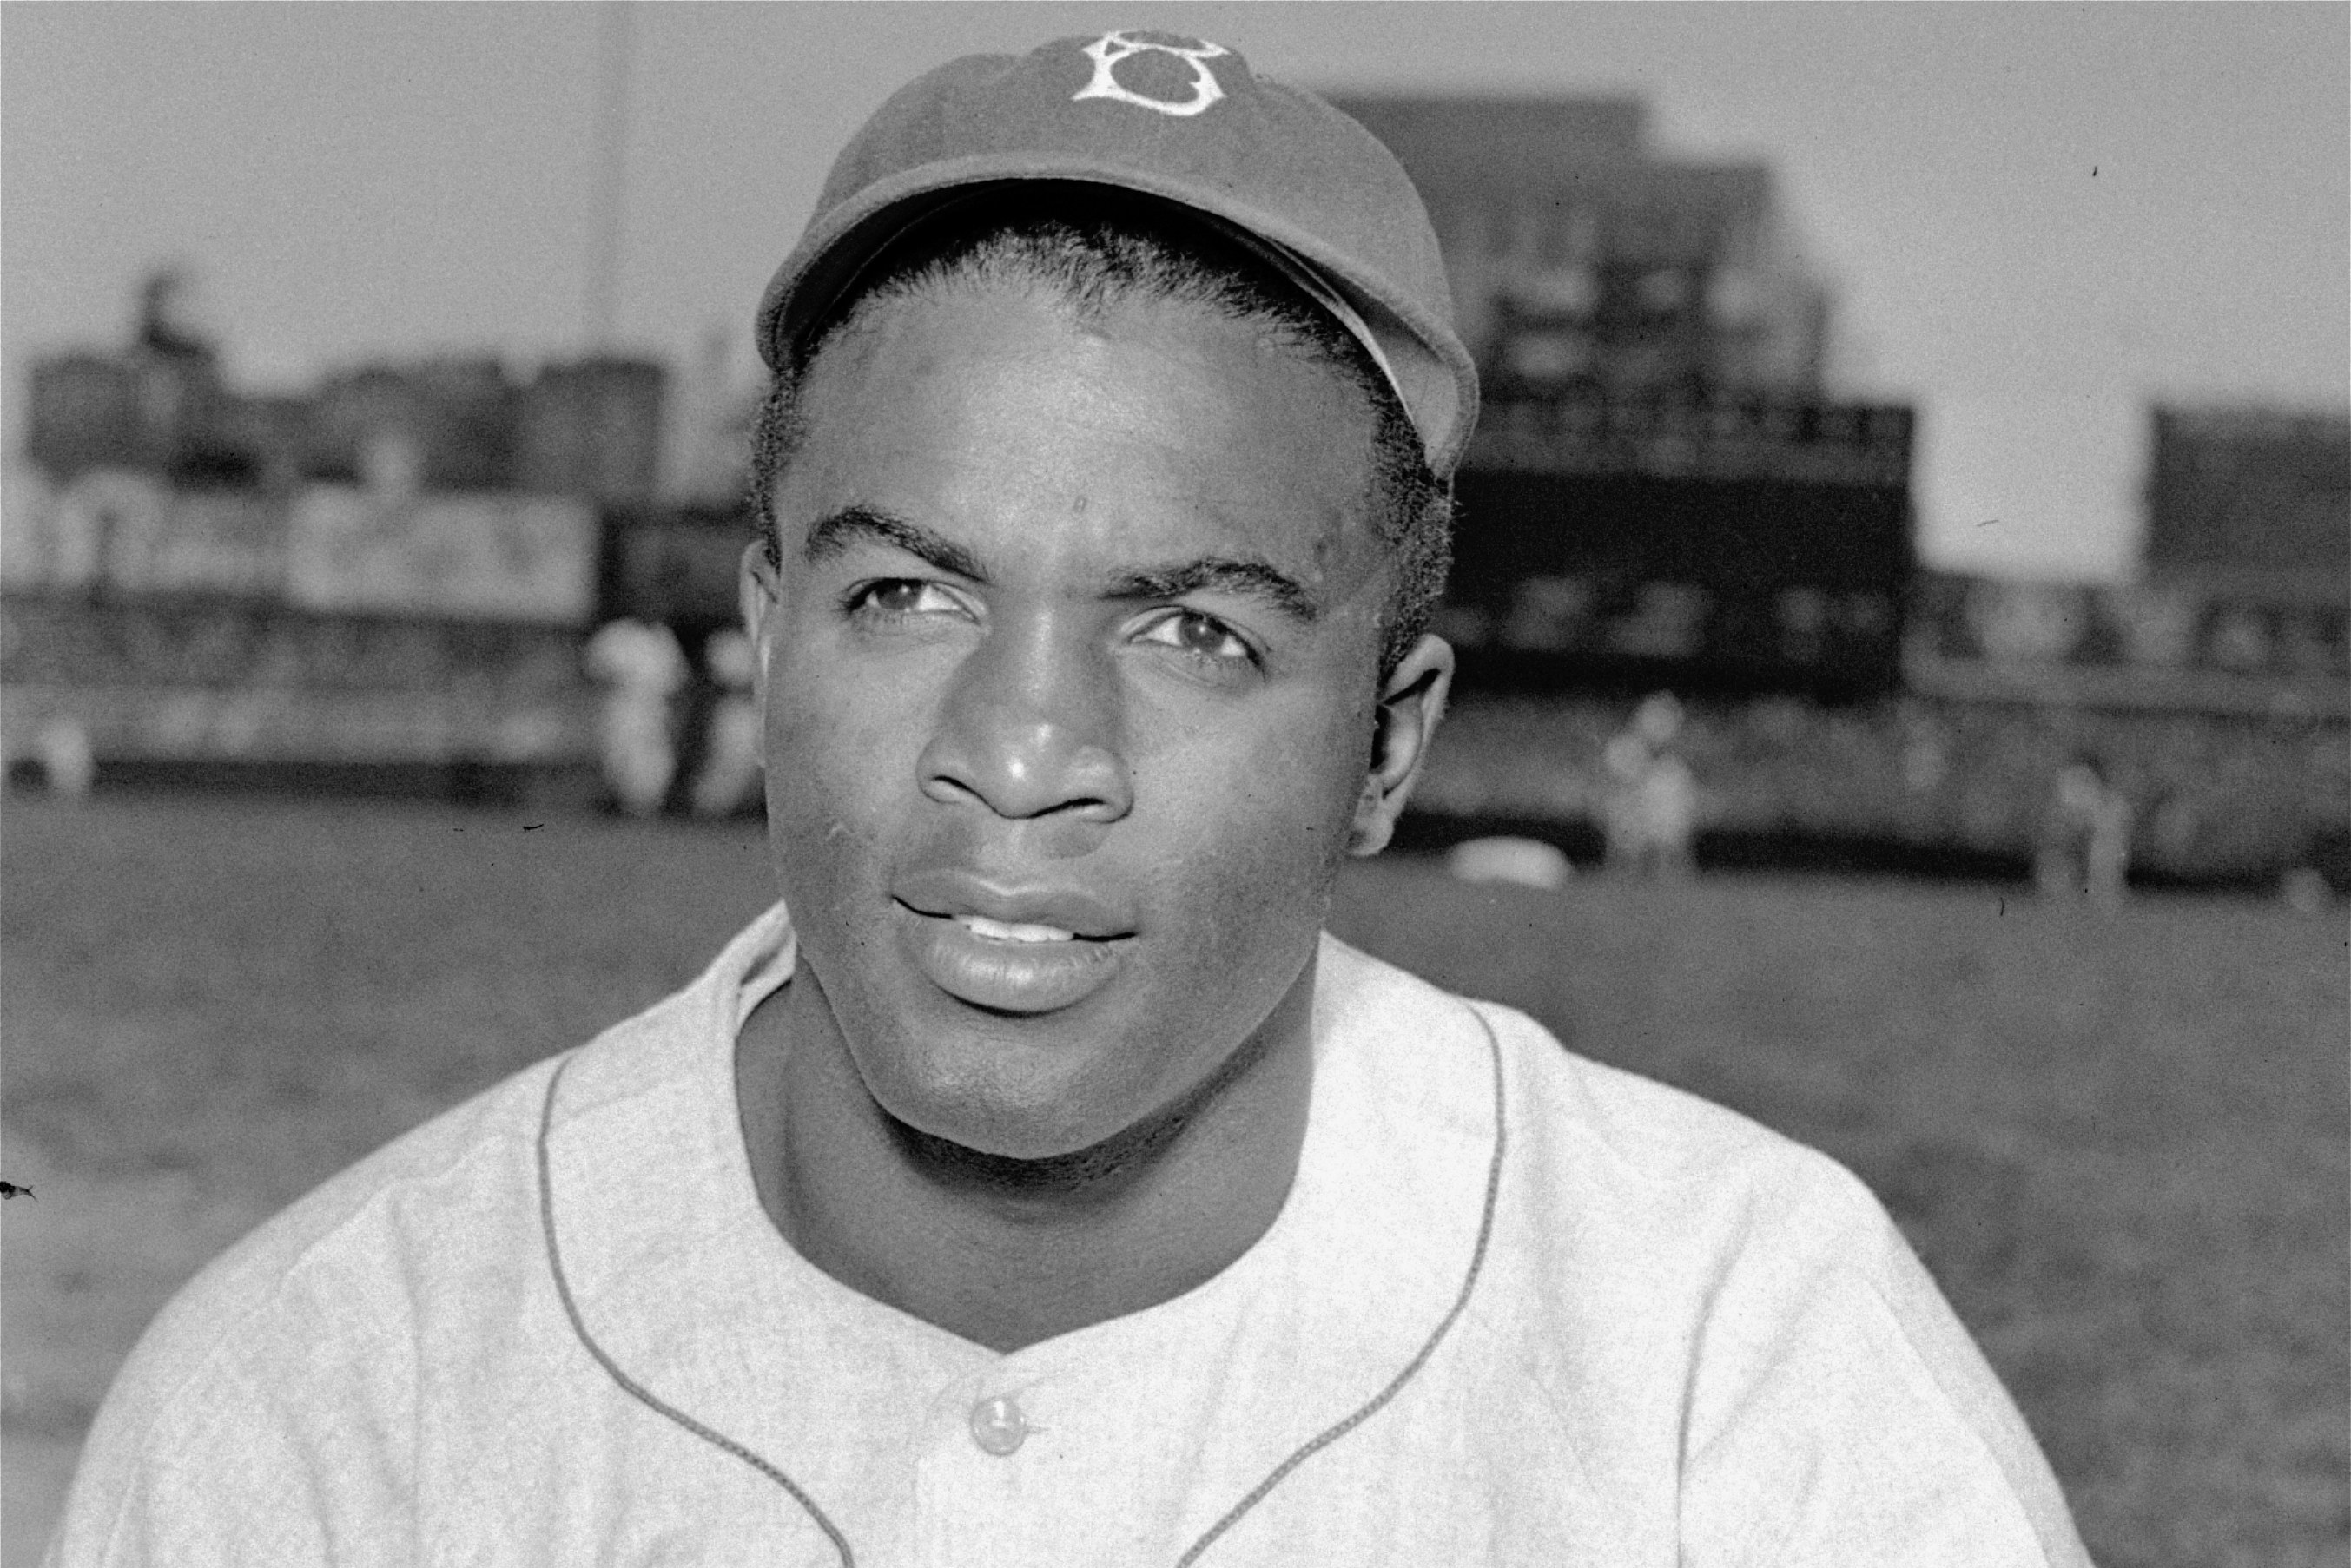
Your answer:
[771,655,917,781]
[1240,707,1366,861]
[1160,733,1352,961]
[763,688,915,886]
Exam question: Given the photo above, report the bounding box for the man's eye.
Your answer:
[847,580,964,619]
[1138,609,1255,665]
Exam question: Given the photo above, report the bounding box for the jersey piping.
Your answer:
[538,1048,859,1565]
[1178,1001,1507,1565]
[533,1002,1508,1566]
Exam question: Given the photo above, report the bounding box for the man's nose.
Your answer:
[916,620,1133,824]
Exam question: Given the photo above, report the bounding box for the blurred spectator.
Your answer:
[1602,691,1699,878]
[1899,704,1949,794]
[2036,756,2134,907]
[584,616,688,817]
[32,717,96,800]
[690,628,764,820]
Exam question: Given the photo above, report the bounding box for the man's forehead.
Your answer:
[776,307,1387,626]
[809,260,1343,384]
[789,283,1376,523]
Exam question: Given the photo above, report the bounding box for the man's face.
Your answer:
[746,276,1433,1161]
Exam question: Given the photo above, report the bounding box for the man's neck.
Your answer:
[734,965,1317,1354]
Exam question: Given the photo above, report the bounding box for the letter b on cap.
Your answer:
[1073,30,1231,118]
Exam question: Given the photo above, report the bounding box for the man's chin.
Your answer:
[876,1001,1290,1199]
[876,1093,1174,1196]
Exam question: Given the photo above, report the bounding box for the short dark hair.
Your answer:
[748,188,1452,681]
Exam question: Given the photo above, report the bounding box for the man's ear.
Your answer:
[1348,632,1453,857]
[738,537,781,704]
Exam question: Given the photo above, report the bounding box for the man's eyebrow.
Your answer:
[803,510,1317,623]
[1106,557,1321,624]
[802,506,989,582]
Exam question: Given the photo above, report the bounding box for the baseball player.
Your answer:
[1601,690,1701,878]
[584,612,690,818]
[48,31,2090,1565]
[2036,754,2133,908]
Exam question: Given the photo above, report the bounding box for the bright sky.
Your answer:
[3,3,2344,580]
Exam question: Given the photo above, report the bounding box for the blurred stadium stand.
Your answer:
[1405,690,2347,890]
[1333,98,2346,887]
[1332,94,1908,700]
[6,273,674,807]
[1444,398,1913,698]
[1325,96,1832,399]
[5,140,2345,885]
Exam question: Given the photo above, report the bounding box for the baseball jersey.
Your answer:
[46,904,2090,1566]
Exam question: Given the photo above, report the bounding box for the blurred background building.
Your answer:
[4,99,2345,886]
[1331,96,1829,399]
[3,267,696,806]
[1332,93,1911,699]
[2142,407,2349,609]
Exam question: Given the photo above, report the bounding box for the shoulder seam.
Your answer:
[1859,1270,2085,1565]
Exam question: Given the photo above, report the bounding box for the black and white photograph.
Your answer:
[3,4,2344,1564]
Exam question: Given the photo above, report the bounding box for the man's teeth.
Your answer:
[956,914,1076,944]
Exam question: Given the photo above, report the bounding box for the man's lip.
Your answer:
[891,866,1136,941]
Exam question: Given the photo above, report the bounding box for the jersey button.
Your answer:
[968,1394,1029,1456]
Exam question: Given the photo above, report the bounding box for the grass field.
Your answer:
[3,791,2344,1565]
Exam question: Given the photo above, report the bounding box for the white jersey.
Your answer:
[48,906,2089,1567]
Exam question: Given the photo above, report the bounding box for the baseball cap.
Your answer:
[755,30,1481,477]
